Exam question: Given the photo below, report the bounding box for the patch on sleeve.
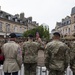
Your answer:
[17,47,22,55]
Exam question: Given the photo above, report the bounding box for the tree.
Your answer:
[23,25,50,41]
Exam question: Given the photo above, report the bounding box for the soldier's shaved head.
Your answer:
[53,32,60,37]
[52,32,60,40]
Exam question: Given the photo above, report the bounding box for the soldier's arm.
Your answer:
[38,42,45,51]
[16,45,22,69]
[64,45,70,67]
[22,43,26,63]
[69,47,75,67]
[45,45,51,70]
[1,44,5,55]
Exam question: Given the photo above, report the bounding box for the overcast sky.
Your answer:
[0,0,75,32]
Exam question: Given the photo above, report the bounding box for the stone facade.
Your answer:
[0,10,38,37]
[52,7,75,39]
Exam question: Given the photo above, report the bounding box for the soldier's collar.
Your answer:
[8,41,15,43]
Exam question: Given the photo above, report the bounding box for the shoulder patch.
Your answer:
[17,47,22,55]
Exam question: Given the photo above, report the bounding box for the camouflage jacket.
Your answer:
[22,41,40,63]
[70,41,75,70]
[45,40,70,71]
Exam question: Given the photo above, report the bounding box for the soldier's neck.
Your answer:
[28,39,33,42]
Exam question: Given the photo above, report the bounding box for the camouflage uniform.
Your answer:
[22,40,40,75]
[45,40,70,75]
[70,41,75,75]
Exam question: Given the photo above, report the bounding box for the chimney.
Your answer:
[20,13,24,20]
[0,6,1,10]
[28,17,32,21]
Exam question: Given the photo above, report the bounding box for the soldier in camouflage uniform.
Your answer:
[45,32,70,75]
[70,41,75,75]
[22,34,41,75]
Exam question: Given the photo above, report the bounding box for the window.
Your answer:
[0,11,3,18]
[68,28,70,34]
[67,21,71,25]
[0,14,3,18]
[30,21,32,23]
[68,20,71,24]
[14,26,17,32]
[0,22,2,31]
[63,22,66,25]
[15,19,17,22]
[20,27,22,32]
[74,26,75,30]
[63,29,64,34]
[65,28,67,33]
[66,28,67,32]
[74,16,75,23]
[8,16,11,20]
[6,23,10,32]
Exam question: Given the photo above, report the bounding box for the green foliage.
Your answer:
[23,25,50,40]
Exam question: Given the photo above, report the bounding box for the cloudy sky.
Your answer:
[0,0,75,32]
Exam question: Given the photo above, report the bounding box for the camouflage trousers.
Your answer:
[71,68,75,75]
[73,72,75,75]
[24,63,37,75]
[49,70,65,75]
[72,71,75,75]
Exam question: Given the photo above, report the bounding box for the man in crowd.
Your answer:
[2,33,22,75]
[22,34,43,75]
[45,32,70,75]
[70,41,75,75]
[36,32,44,44]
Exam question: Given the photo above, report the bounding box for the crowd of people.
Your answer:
[0,32,75,75]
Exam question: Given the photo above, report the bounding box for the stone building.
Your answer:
[0,9,38,38]
[52,6,75,39]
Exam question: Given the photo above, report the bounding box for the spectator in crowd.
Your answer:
[2,33,22,75]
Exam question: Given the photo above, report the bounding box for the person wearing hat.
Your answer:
[22,34,41,75]
[45,32,70,75]
[2,33,22,75]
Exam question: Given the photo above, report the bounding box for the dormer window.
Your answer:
[8,16,11,20]
[20,20,22,23]
[68,20,71,24]
[0,14,3,18]
[30,21,32,23]
[15,18,17,22]
[0,11,3,17]
[18,19,20,23]
[6,15,11,20]
[22,21,25,24]
[6,15,8,18]
[28,20,30,23]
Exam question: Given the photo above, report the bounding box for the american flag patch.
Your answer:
[17,47,22,55]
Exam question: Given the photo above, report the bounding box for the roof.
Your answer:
[0,10,38,26]
[71,7,75,15]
